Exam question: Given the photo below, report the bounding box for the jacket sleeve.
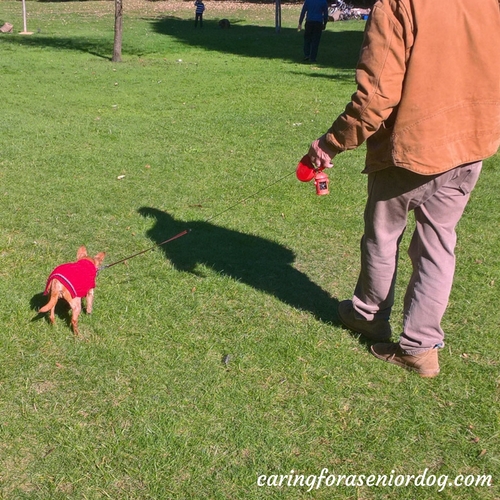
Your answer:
[325,0,413,151]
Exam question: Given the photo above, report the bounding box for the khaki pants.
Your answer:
[352,161,482,354]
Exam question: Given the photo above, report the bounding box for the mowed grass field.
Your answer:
[0,1,499,498]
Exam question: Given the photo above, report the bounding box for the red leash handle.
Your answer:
[296,155,325,182]
[296,155,329,195]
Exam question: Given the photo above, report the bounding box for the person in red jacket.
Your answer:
[304,0,500,377]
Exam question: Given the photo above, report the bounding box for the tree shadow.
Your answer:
[138,207,340,325]
[0,16,364,68]
[149,16,364,69]
[0,34,114,59]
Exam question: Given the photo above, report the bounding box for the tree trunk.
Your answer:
[112,0,123,62]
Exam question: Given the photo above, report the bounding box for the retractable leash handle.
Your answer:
[296,155,330,195]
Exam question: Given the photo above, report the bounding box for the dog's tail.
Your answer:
[39,284,57,313]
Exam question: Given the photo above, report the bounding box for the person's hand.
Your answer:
[307,134,338,169]
[297,23,302,31]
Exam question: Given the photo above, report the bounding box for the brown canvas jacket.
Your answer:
[325,0,500,175]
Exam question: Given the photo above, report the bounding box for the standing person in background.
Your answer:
[298,0,329,63]
[194,0,205,28]
[303,0,500,377]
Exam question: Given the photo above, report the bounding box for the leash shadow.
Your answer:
[138,207,341,325]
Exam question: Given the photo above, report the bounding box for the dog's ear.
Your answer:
[77,246,88,260]
[93,252,106,267]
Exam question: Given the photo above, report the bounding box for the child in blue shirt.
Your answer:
[194,0,205,28]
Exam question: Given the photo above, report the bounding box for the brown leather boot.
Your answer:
[338,300,392,342]
[370,342,440,378]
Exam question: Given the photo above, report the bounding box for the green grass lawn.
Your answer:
[0,1,499,498]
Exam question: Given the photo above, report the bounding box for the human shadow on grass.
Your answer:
[138,207,340,325]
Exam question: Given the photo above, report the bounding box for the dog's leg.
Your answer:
[69,297,82,336]
[48,298,56,325]
[85,288,95,314]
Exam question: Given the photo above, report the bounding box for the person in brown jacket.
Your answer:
[305,0,500,377]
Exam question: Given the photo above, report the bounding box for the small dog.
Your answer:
[39,246,105,335]
[219,19,230,29]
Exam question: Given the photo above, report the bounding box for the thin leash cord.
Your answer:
[204,170,296,223]
[100,169,296,271]
[100,229,190,270]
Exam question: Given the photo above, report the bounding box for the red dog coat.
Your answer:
[44,259,97,299]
